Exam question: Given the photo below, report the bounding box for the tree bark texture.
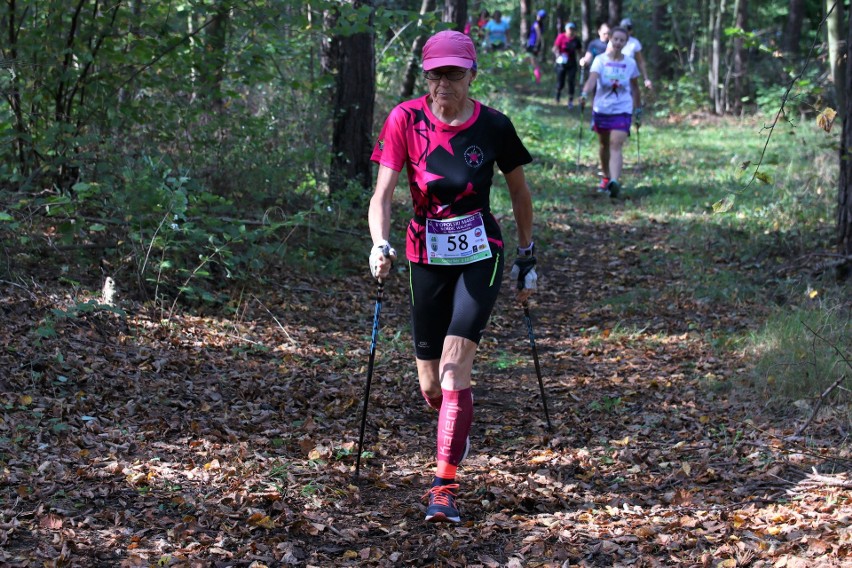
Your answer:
[650,0,672,80]
[443,0,467,32]
[785,0,805,54]
[838,7,852,281]
[400,0,435,99]
[594,0,608,27]
[608,0,621,26]
[329,0,376,195]
[204,2,230,114]
[581,0,592,46]
[519,0,530,50]
[826,0,846,117]
[709,0,726,114]
[731,0,748,115]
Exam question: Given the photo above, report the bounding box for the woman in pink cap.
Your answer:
[368,30,538,524]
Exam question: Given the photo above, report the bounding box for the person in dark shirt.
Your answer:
[580,21,611,68]
[368,30,539,524]
[552,22,583,108]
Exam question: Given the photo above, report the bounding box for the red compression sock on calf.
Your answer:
[434,387,473,481]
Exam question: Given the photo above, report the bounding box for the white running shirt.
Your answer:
[589,53,640,115]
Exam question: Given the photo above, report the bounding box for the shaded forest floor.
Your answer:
[2,177,851,567]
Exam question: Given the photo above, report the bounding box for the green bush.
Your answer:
[747,298,851,405]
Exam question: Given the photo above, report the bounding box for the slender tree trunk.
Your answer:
[400,0,436,99]
[608,0,621,26]
[443,0,467,32]
[785,0,805,55]
[650,0,671,80]
[826,0,846,117]
[594,0,608,26]
[204,2,230,114]
[519,0,530,49]
[5,0,32,179]
[709,0,726,114]
[838,8,852,281]
[581,0,591,46]
[731,0,748,115]
[329,0,376,197]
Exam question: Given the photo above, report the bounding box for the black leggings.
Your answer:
[555,63,578,102]
[408,247,504,360]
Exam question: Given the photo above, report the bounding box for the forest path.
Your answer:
[1,140,848,568]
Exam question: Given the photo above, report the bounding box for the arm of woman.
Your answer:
[630,76,641,110]
[368,164,401,278]
[581,71,598,100]
[504,165,536,302]
[634,50,652,89]
[504,166,533,249]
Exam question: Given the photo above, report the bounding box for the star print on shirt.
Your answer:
[464,145,484,168]
[409,108,458,167]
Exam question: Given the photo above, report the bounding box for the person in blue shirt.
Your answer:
[580,21,611,68]
[484,10,511,50]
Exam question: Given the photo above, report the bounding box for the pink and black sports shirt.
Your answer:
[371,95,532,264]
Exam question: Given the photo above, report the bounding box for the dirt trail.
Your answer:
[1,203,849,567]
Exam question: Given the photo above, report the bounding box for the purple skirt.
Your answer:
[592,112,632,133]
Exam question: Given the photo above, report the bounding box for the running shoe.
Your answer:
[568,100,574,110]
[607,179,621,198]
[597,177,610,193]
[533,67,542,84]
[424,483,461,523]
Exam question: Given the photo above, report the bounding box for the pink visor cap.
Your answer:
[422,30,477,71]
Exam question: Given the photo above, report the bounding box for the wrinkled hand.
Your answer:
[510,256,537,303]
[369,241,396,280]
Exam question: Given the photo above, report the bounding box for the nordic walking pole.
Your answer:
[522,301,553,431]
[354,278,385,482]
[636,123,641,171]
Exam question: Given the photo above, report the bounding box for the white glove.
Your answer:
[369,240,397,280]
[510,256,538,291]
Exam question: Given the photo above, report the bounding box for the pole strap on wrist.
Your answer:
[518,241,535,257]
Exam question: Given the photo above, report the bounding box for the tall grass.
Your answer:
[466,55,849,412]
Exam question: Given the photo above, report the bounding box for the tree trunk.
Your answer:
[838,7,852,281]
[731,0,748,115]
[581,0,591,46]
[594,0,608,26]
[329,0,376,197]
[400,0,436,99]
[826,0,846,117]
[5,0,32,180]
[650,0,671,80]
[608,0,621,26]
[785,0,805,55]
[204,2,230,114]
[443,0,467,32]
[519,0,530,49]
[709,0,726,114]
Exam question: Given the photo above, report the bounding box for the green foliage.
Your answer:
[747,298,851,405]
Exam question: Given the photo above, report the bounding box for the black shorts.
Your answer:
[408,245,504,360]
[525,45,540,55]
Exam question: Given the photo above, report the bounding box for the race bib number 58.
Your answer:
[426,213,492,265]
